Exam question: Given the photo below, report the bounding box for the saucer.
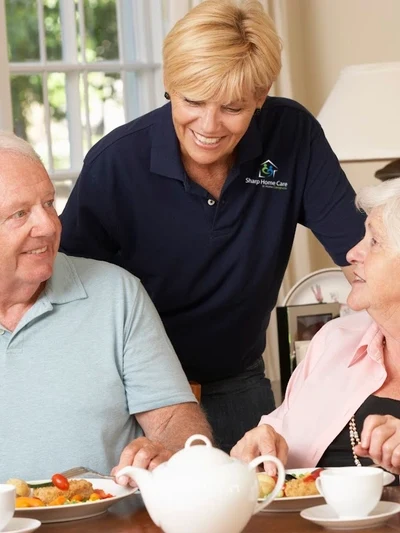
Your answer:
[2,518,41,533]
[300,501,400,530]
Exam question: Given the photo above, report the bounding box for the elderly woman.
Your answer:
[232,178,400,475]
[59,0,365,453]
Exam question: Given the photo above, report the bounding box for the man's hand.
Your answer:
[354,414,400,474]
[112,437,173,486]
[230,424,288,475]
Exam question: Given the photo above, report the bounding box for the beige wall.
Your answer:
[285,0,400,273]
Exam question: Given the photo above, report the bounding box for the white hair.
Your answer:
[0,130,42,162]
[356,178,400,251]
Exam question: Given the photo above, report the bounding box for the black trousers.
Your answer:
[200,358,276,453]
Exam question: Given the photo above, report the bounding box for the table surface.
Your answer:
[39,486,400,533]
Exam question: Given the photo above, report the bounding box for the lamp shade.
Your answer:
[317,62,400,162]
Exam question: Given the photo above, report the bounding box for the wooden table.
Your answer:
[40,487,400,533]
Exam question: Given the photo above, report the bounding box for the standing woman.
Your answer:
[60,0,365,452]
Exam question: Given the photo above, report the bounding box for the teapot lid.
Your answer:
[168,435,233,469]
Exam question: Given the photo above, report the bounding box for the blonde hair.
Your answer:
[356,178,400,251]
[163,0,282,102]
[0,130,42,163]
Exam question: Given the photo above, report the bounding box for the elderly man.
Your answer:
[0,131,211,483]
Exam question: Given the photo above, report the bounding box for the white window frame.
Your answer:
[0,0,169,187]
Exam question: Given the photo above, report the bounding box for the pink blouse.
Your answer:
[259,311,387,468]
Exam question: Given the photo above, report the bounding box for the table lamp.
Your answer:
[317,62,400,180]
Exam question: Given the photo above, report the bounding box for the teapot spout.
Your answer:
[116,466,159,525]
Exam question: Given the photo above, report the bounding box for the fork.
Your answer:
[59,466,115,480]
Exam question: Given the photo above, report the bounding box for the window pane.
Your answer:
[48,73,70,170]
[81,72,124,150]
[6,0,40,62]
[44,0,62,61]
[83,0,119,62]
[10,74,47,163]
[54,180,74,214]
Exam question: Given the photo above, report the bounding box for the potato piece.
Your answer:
[6,478,30,497]
[257,473,276,498]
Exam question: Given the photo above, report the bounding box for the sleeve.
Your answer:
[59,158,120,263]
[122,279,195,414]
[299,122,366,266]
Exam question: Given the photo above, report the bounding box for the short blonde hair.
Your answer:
[0,130,41,163]
[163,0,282,102]
[356,178,400,252]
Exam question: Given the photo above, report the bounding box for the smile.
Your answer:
[25,246,48,255]
[354,273,366,282]
[192,131,222,145]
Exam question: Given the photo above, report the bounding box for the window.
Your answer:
[0,0,168,212]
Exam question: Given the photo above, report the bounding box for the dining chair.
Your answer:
[189,381,201,402]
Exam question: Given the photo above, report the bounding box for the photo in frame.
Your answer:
[276,302,341,396]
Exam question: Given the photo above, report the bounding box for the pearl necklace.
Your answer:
[349,416,362,467]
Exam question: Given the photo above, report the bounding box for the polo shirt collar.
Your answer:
[150,103,186,181]
[12,254,87,336]
[150,103,263,180]
[43,253,88,305]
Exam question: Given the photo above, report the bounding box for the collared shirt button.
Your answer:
[0,329,4,335]
[207,199,216,206]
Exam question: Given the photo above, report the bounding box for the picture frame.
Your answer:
[276,302,341,396]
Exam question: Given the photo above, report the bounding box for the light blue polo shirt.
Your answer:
[0,253,195,481]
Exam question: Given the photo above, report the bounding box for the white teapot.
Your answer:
[117,434,285,533]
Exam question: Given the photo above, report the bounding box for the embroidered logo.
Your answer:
[259,159,278,179]
[245,159,287,190]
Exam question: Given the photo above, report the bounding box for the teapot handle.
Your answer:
[248,455,285,515]
[185,434,212,448]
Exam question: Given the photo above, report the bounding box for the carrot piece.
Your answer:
[94,489,113,499]
[49,495,67,506]
[16,497,45,508]
[71,494,84,502]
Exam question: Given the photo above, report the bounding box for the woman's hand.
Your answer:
[112,437,173,486]
[230,424,288,475]
[354,414,400,474]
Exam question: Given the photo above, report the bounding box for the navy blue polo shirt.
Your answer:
[60,97,365,383]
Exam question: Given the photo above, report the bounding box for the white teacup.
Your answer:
[316,467,383,518]
[0,484,15,531]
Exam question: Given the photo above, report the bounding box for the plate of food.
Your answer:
[8,474,138,523]
[257,467,396,513]
[258,468,324,512]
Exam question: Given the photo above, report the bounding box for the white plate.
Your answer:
[283,268,351,306]
[2,518,41,533]
[260,468,395,513]
[300,501,400,530]
[14,478,137,523]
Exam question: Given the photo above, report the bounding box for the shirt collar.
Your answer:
[348,318,385,366]
[150,103,263,180]
[43,253,88,305]
[12,254,87,336]
[150,103,186,181]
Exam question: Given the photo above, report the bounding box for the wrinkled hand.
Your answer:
[230,424,288,476]
[354,414,400,474]
[111,437,173,487]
